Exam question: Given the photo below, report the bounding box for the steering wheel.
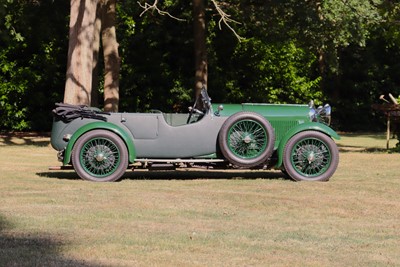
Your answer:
[186,86,210,124]
[187,106,204,124]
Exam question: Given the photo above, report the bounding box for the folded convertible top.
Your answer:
[52,103,110,123]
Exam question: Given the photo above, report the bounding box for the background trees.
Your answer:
[0,0,68,130]
[1,0,400,132]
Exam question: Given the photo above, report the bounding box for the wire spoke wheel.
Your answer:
[228,119,267,159]
[283,131,339,181]
[290,138,331,177]
[80,138,120,177]
[72,130,128,182]
[219,112,275,168]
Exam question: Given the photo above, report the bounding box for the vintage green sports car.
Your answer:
[51,89,339,182]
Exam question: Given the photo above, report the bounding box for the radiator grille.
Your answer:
[270,120,300,143]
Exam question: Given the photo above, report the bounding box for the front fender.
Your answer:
[63,121,136,165]
[275,122,340,168]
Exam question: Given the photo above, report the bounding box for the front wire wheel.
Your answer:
[283,131,339,181]
[71,130,128,182]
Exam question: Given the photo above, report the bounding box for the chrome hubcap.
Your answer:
[307,151,315,164]
[243,135,252,144]
[95,153,105,162]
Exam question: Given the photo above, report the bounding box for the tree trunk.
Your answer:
[193,0,207,101]
[64,0,99,106]
[91,2,102,107]
[101,0,120,112]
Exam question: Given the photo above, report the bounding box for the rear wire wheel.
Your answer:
[71,130,128,182]
[283,131,339,181]
[218,112,275,168]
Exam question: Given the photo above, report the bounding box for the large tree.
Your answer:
[64,0,120,111]
[193,0,207,98]
[97,0,120,112]
[64,0,98,106]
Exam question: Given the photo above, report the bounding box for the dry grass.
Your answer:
[0,133,399,266]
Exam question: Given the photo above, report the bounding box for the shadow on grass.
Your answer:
[122,169,289,181]
[37,169,291,182]
[37,171,81,181]
[0,132,50,147]
[0,215,102,267]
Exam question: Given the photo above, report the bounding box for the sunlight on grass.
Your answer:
[0,133,399,266]
[337,132,398,152]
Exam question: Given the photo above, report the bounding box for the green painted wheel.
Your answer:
[228,120,267,158]
[219,112,275,168]
[72,130,128,182]
[283,131,339,181]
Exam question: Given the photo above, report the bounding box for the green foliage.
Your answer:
[0,0,29,130]
[0,0,68,131]
[0,50,29,130]
[212,39,322,104]
[321,0,382,47]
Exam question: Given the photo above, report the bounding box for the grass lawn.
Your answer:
[0,133,399,266]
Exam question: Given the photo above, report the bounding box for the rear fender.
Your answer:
[275,122,340,168]
[63,122,136,165]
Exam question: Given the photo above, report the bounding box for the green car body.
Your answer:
[51,89,340,182]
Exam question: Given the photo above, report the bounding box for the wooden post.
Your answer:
[386,113,390,149]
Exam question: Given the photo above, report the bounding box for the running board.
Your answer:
[134,158,226,163]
